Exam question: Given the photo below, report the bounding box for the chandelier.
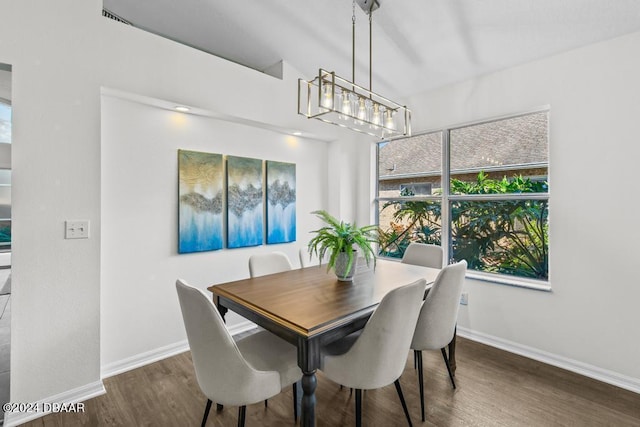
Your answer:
[297,0,411,139]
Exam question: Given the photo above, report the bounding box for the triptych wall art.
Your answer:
[266,161,296,244]
[178,150,224,253]
[227,156,264,248]
[178,149,296,254]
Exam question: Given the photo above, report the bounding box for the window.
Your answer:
[378,132,442,257]
[0,100,11,251]
[377,110,549,288]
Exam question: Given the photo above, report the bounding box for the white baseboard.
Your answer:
[4,380,105,427]
[457,326,640,394]
[100,339,190,379]
[101,320,257,379]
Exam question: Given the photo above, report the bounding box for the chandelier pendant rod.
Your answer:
[369,10,373,96]
[352,0,356,91]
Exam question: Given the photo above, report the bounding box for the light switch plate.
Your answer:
[65,220,90,239]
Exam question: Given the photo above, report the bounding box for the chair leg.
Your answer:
[441,347,457,389]
[201,399,212,427]
[355,389,362,427]
[264,399,268,408]
[293,382,298,421]
[417,350,425,422]
[237,405,246,427]
[414,349,418,370]
[394,379,413,427]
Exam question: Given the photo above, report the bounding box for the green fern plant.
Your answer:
[307,210,378,275]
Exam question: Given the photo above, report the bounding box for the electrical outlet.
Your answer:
[460,292,469,305]
[65,220,90,239]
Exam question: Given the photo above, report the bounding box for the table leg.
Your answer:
[301,370,317,427]
[448,325,457,375]
[214,296,228,321]
[297,338,319,427]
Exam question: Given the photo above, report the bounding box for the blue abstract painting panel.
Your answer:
[266,161,296,244]
[178,150,224,253]
[227,156,263,248]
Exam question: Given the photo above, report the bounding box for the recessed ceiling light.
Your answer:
[292,131,302,136]
[174,106,190,112]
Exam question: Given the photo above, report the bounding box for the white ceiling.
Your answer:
[103,0,640,103]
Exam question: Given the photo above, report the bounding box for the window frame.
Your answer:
[376,107,551,291]
[0,98,11,252]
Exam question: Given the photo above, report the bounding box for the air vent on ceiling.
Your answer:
[102,8,132,25]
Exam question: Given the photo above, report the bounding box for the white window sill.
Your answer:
[378,255,551,292]
[465,271,552,292]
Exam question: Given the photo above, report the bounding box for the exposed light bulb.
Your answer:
[355,97,366,124]
[321,82,333,110]
[371,103,381,128]
[336,88,344,119]
[341,91,352,117]
[384,109,395,130]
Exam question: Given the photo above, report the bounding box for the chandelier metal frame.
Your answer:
[297,0,411,139]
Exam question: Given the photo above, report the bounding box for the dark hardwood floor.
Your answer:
[22,337,640,426]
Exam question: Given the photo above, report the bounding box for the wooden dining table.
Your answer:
[208,258,446,427]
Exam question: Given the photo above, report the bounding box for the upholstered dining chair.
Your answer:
[175,279,302,427]
[320,279,427,427]
[401,243,446,369]
[410,260,467,422]
[248,251,293,277]
[401,242,444,269]
[247,251,297,409]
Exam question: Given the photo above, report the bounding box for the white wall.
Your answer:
[100,94,327,368]
[396,32,640,384]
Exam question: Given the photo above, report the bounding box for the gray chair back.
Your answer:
[411,261,467,351]
[248,251,293,277]
[401,243,444,269]
[175,279,280,405]
[322,279,427,390]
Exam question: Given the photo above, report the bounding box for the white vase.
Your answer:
[334,250,356,281]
